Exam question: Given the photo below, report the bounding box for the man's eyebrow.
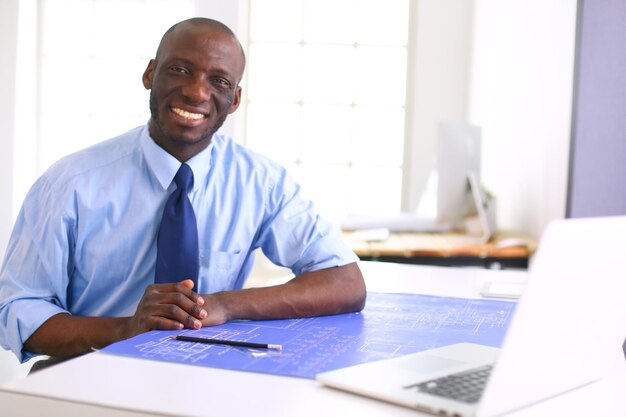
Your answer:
[210,67,236,78]
[160,55,240,84]
[163,57,194,67]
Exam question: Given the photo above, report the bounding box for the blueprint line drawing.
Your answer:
[102,292,516,379]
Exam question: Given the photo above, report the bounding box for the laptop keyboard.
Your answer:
[407,364,494,404]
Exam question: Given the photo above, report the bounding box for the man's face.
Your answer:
[143,23,244,161]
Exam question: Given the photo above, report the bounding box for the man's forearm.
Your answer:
[23,280,208,358]
[24,264,366,357]
[24,313,131,358]
[203,262,366,324]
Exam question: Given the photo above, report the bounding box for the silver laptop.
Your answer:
[317,216,626,417]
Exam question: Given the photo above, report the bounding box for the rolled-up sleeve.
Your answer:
[0,179,72,363]
[257,169,358,277]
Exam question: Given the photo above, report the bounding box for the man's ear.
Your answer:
[228,86,242,114]
[142,59,156,90]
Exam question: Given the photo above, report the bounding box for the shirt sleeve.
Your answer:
[0,178,74,363]
[256,168,358,276]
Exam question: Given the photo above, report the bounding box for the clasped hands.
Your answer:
[127,279,224,337]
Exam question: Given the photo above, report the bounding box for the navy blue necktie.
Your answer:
[155,163,199,287]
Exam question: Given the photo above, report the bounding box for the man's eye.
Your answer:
[212,78,232,89]
[170,66,189,75]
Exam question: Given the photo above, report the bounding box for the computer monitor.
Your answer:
[340,122,494,238]
[436,122,494,240]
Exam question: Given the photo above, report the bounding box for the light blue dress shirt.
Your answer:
[0,125,357,362]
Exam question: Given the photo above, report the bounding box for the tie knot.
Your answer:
[174,163,194,191]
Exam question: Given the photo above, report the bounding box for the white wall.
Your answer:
[0,0,17,256]
[403,0,474,213]
[0,0,32,385]
[404,0,577,238]
[469,0,578,237]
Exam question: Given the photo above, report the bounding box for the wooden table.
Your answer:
[344,230,537,269]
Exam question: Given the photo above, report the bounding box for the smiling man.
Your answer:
[0,18,365,366]
[145,19,246,162]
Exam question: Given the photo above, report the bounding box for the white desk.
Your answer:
[1,262,625,417]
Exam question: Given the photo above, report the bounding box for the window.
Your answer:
[20,0,413,221]
[36,0,195,171]
[245,0,410,220]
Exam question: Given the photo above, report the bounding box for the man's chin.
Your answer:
[162,124,213,145]
[172,134,213,147]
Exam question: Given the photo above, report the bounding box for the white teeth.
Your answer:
[172,107,204,120]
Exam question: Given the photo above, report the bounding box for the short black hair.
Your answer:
[156,17,246,67]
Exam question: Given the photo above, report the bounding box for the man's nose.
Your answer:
[181,75,211,103]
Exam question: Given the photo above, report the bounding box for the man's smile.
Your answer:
[171,106,207,122]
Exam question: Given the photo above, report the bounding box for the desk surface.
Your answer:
[2,262,625,417]
[345,231,537,268]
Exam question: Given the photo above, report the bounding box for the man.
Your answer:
[0,18,365,363]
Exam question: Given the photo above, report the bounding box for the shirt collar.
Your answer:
[140,124,214,192]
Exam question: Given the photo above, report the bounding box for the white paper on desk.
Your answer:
[480,282,524,299]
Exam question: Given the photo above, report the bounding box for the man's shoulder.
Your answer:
[45,126,144,178]
[212,134,283,175]
[36,126,145,193]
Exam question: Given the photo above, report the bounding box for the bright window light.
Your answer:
[37,0,195,171]
[246,0,410,219]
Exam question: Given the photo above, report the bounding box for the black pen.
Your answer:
[170,335,282,350]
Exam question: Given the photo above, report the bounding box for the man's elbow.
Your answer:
[340,262,366,312]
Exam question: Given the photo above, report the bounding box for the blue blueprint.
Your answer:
[101,292,516,379]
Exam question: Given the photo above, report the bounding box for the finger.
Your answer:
[159,294,207,322]
[152,303,203,330]
[178,280,205,306]
[151,317,185,331]
[150,281,205,306]
[142,286,207,321]
[159,291,207,320]
[171,280,204,305]
[180,279,194,290]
